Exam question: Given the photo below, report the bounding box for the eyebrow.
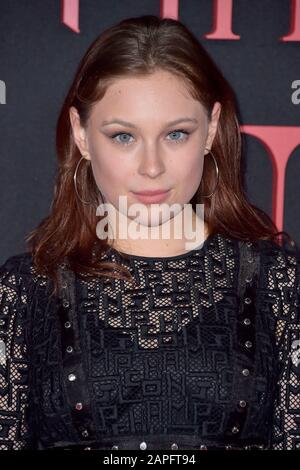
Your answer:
[101,117,199,128]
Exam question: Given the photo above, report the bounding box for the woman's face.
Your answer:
[70,69,221,228]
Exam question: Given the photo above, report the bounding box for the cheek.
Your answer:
[178,154,204,186]
[90,153,130,201]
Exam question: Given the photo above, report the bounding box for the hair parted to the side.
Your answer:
[25,14,298,298]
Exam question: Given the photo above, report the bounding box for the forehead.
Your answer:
[106,69,190,93]
[89,70,206,121]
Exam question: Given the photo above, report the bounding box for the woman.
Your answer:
[0,15,299,451]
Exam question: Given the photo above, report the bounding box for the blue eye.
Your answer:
[110,129,190,146]
[167,129,190,143]
[110,132,134,145]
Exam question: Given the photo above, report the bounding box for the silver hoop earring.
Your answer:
[73,155,95,205]
[199,149,219,198]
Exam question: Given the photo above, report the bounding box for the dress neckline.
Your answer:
[107,232,218,261]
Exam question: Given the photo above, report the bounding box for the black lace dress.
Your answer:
[0,232,299,450]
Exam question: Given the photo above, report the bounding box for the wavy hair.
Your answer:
[25,14,297,298]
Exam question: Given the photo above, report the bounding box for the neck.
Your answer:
[104,206,208,257]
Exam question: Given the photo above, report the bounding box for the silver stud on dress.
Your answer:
[140,441,147,450]
[200,444,207,450]
[245,341,252,348]
[243,318,251,325]
[75,402,83,410]
[111,445,119,450]
[239,400,247,407]
[68,373,76,381]
[81,430,89,437]
[63,300,70,308]
[171,443,178,450]
[244,297,252,305]
[232,426,239,434]
[242,368,250,376]
[64,321,71,328]
[66,346,73,353]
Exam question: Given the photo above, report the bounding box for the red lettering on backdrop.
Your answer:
[160,0,179,19]
[204,0,240,40]
[240,126,300,232]
[280,0,300,41]
[61,0,300,42]
[61,0,80,33]
[159,0,240,39]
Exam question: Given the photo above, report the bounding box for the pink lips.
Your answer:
[132,189,170,204]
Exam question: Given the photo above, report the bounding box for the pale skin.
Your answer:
[69,69,221,257]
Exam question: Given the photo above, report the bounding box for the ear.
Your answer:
[69,106,91,160]
[204,102,221,154]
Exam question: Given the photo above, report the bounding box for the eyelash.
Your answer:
[109,129,191,146]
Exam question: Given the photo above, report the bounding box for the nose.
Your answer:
[137,143,166,178]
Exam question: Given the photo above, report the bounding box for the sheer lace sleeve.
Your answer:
[0,255,31,450]
[265,244,300,449]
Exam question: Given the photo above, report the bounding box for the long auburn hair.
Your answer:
[25,14,297,298]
